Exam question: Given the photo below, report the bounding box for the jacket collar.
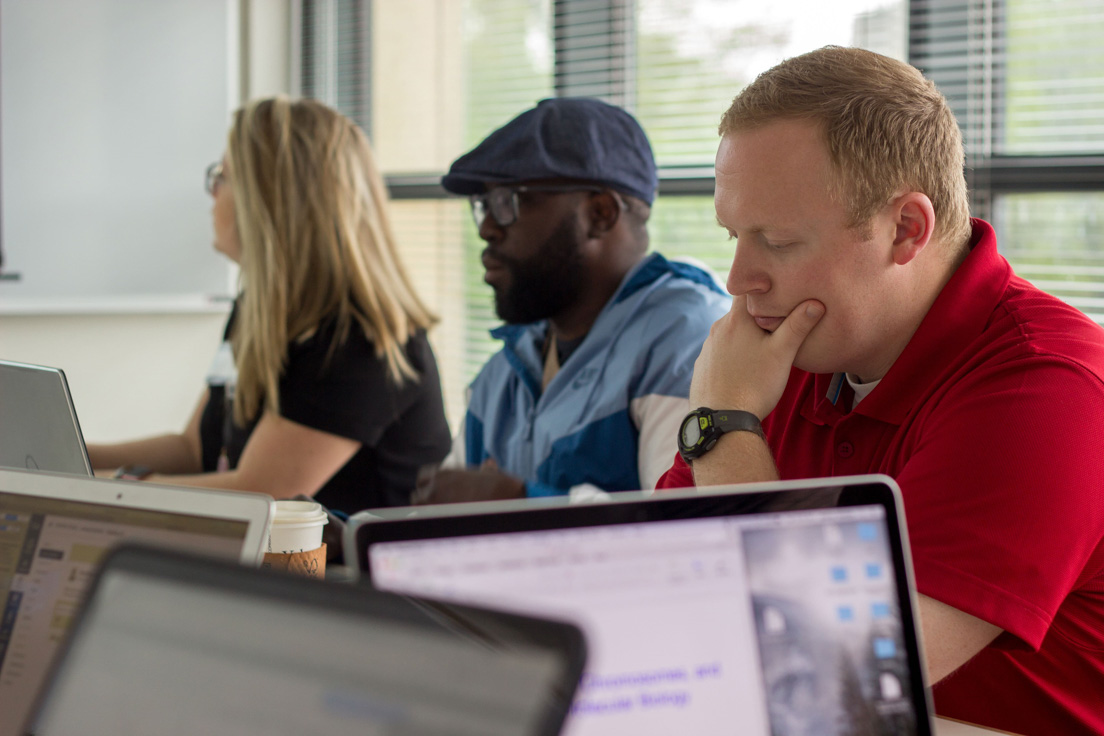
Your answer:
[488,252,724,397]
[489,252,723,346]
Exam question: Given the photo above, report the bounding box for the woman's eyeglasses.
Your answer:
[205,161,225,195]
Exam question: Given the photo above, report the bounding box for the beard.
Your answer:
[489,215,586,325]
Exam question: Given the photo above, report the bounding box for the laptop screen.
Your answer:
[361,478,930,736]
[0,361,92,476]
[0,477,270,736]
[30,545,585,736]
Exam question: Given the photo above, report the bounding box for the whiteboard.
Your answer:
[0,0,238,313]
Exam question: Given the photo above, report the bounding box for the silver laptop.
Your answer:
[28,544,586,736]
[0,360,92,476]
[348,474,933,736]
[0,468,273,736]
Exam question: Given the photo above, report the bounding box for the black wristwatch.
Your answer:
[678,407,765,462]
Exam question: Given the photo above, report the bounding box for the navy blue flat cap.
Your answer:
[442,97,658,205]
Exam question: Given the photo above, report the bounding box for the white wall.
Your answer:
[0,0,290,444]
[0,0,236,307]
[0,312,230,442]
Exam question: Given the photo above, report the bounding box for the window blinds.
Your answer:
[304,0,1104,421]
[912,0,1104,323]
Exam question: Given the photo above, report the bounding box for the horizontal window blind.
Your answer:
[450,0,554,423]
[996,192,1104,324]
[373,0,554,425]
[463,0,555,152]
[649,195,732,281]
[554,0,632,104]
[1002,0,1104,155]
[388,199,485,425]
[633,0,907,168]
[913,0,1104,323]
[913,0,1104,158]
[299,0,371,134]
[307,0,1104,423]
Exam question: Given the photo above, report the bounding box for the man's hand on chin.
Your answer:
[689,295,825,419]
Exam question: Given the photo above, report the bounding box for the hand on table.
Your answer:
[410,458,526,505]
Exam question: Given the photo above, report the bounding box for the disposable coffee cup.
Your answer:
[267,500,328,554]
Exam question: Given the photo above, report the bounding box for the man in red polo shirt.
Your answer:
[658,47,1104,734]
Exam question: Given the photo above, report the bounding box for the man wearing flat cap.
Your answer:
[414,97,729,503]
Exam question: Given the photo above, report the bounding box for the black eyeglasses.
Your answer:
[205,161,225,195]
[469,184,604,229]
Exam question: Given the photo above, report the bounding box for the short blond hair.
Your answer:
[720,46,971,250]
[227,96,437,425]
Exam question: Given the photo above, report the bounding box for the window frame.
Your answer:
[298,0,1104,410]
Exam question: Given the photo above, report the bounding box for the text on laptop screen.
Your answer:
[0,492,248,735]
[369,504,919,736]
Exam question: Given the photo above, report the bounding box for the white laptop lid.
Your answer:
[0,468,273,736]
[0,360,92,476]
[28,545,586,736]
[351,475,933,736]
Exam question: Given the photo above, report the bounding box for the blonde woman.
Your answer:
[89,97,451,514]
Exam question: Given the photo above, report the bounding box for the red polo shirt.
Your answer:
[658,220,1104,734]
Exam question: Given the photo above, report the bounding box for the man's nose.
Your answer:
[726,244,769,296]
[478,211,505,242]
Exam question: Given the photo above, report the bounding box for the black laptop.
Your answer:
[348,474,933,736]
[25,545,587,736]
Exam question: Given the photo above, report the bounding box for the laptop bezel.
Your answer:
[348,473,933,734]
[27,544,587,736]
[0,467,274,565]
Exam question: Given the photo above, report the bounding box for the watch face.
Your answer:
[680,415,703,449]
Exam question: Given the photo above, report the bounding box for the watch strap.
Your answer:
[711,410,765,440]
[678,407,764,463]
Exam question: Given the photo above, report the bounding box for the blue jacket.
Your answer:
[463,253,729,496]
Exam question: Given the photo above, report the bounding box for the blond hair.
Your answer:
[226,96,437,425]
[720,46,971,250]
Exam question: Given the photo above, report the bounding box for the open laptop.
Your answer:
[27,544,586,736]
[0,360,92,476]
[0,468,273,736]
[349,474,933,736]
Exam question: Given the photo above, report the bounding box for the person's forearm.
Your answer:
[688,430,780,487]
[87,434,202,475]
[144,469,304,499]
[917,594,1002,684]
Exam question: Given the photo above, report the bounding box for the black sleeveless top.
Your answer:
[199,305,451,514]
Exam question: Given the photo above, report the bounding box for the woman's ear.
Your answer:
[585,190,623,238]
[890,191,936,266]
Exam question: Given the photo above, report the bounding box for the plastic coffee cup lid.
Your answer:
[272,500,328,526]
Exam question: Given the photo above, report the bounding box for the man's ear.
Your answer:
[585,190,622,238]
[890,192,935,266]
